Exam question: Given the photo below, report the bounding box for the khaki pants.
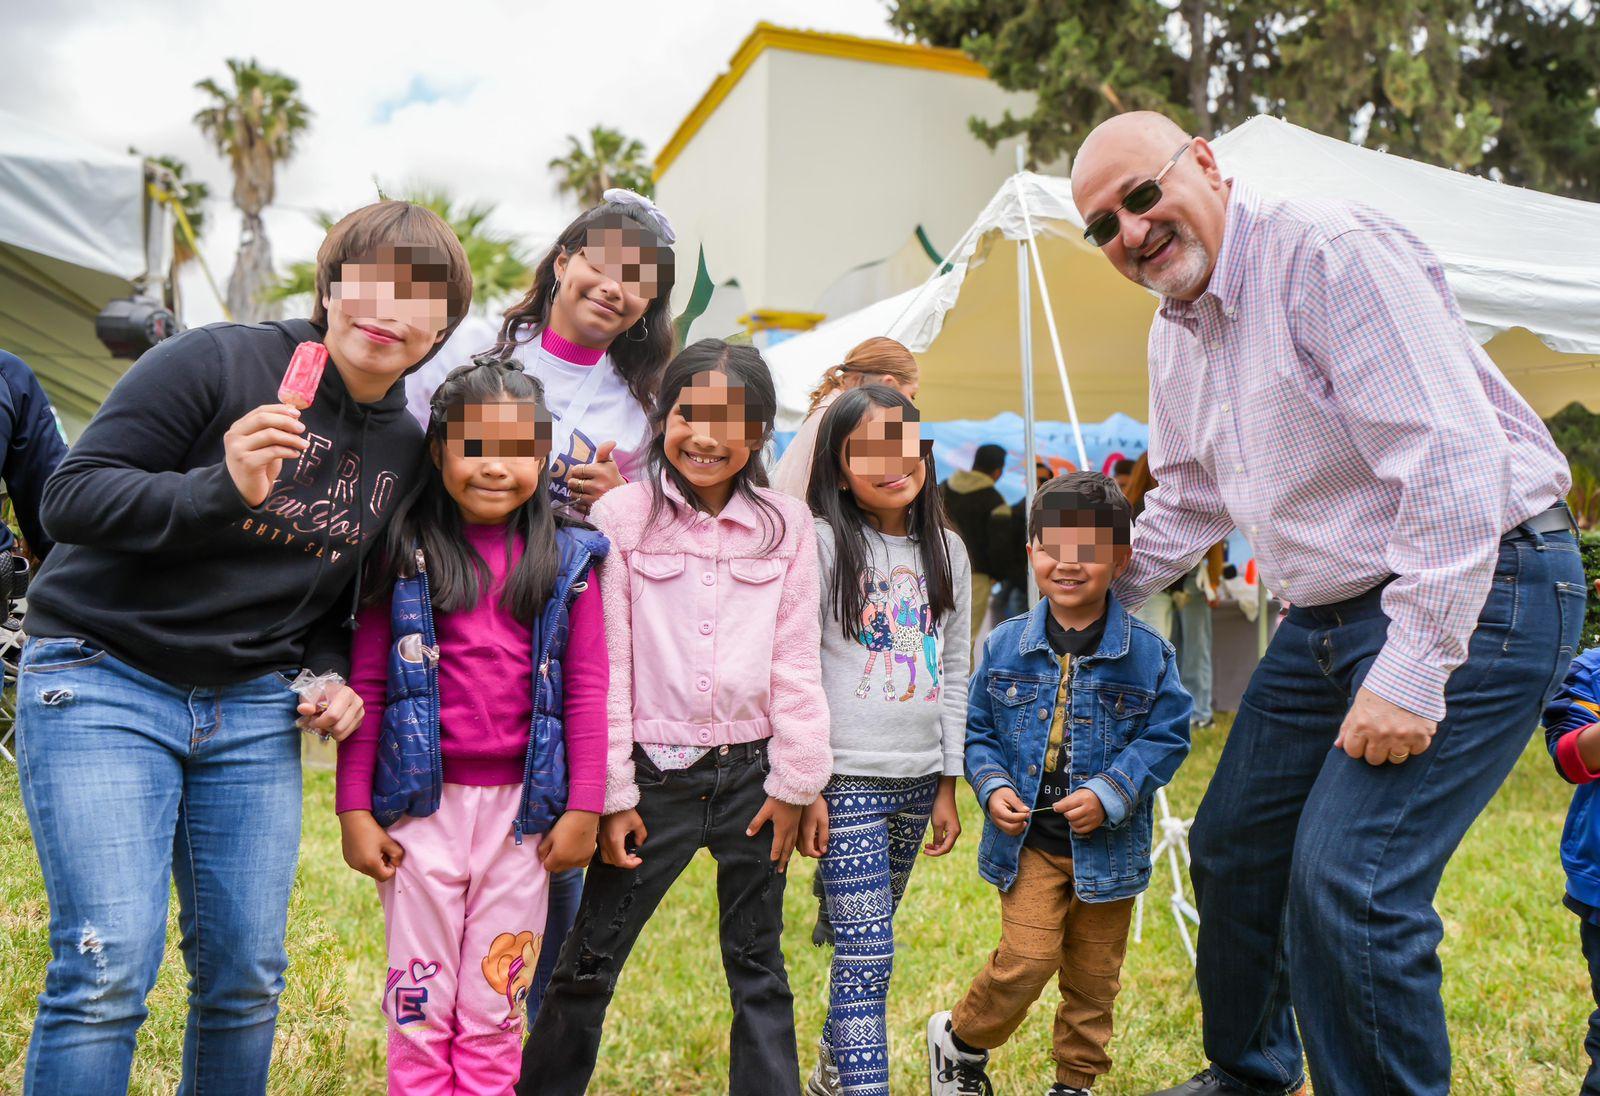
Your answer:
[970,572,993,648]
[950,847,1135,1087]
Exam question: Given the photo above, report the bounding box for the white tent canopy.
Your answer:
[0,109,171,433]
[767,115,1600,431]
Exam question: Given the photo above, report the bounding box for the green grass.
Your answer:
[1,720,1592,1094]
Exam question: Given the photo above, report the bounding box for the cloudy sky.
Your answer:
[1,0,902,323]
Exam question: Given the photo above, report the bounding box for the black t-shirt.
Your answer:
[1024,610,1107,852]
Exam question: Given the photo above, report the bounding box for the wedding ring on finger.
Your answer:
[1388,750,1411,763]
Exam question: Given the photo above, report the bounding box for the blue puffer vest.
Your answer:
[370,526,608,842]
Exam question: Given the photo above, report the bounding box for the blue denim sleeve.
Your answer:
[1084,645,1194,828]
[963,636,1015,808]
[1545,647,1600,781]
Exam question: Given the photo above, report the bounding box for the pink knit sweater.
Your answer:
[589,477,832,812]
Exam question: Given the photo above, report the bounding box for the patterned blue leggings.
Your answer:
[818,773,940,1096]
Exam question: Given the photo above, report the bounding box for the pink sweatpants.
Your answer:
[378,783,550,1096]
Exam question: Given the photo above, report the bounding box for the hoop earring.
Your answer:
[549,280,559,302]
[625,318,649,343]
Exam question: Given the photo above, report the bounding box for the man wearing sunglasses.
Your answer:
[1071,111,1578,1096]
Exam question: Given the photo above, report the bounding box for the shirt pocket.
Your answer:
[726,557,786,693]
[987,674,1042,741]
[630,551,686,602]
[1096,686,1155,750]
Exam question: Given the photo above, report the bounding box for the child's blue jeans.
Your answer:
[817,772,939,1096]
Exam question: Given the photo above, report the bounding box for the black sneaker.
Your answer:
[1147,1069,1237,1095]
[926,1011,994,1095]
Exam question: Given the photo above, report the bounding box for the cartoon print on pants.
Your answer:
[482,931,543,1030]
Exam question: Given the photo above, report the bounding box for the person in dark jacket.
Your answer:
[0,349,69,561]
[987,458,1054,623]
[0,349,70,616]
[15,200,472,1096]
[940,443,1007,646]
[1544,614,1600,1096]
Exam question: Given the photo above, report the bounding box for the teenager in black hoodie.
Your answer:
[16,201,471,1096]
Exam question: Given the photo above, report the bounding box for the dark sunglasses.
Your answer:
[1082,140,1194,248]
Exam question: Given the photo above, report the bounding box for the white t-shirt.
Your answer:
[404,322,651,523]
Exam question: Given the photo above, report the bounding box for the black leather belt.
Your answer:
[1504,503,1578,541]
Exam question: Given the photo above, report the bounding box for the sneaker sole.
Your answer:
[925,1011,948,1096]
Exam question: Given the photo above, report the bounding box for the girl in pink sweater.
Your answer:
[517,340,831,1096]
[337,358,609,1095]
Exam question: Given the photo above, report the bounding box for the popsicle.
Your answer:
[278,342,329,410]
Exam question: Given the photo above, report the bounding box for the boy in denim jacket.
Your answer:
[1544,604,1600,1094]
[928,472,1192,1096]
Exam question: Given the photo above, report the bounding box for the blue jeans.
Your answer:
[1189,531,1584,1095]
[1173,567,1214,722]
[817,773,939,1096]
[1580,914,1600,1096]
[16,637,303,1096]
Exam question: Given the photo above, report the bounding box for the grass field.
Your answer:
[0,718,1593,1094]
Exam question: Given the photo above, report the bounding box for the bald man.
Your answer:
[1072,112,1579,1096]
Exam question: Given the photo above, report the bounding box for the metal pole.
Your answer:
[1016,145,1040,606]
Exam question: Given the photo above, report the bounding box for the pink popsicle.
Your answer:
[278,342,328,410]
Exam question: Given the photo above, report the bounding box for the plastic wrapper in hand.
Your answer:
[287,669,346,737]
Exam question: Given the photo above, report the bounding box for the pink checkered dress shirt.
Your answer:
[1114,180,1570,722]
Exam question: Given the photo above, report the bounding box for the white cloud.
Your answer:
[2,0,902,324]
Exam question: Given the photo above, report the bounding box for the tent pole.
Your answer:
[1016,146,1040,606]
[1009,172,1089,471]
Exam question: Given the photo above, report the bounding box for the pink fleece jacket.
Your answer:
[588,476,832,812]
[337,523,609,815]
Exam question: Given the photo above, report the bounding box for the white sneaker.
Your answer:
[804,1037,841,1096]
[926,1010,994,1095]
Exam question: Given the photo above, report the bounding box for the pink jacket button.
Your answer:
[698,728,712,742]
[697,676,711,691]
[702,572,715,586]
[699,621,713,635]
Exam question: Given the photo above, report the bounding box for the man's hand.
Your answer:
[747,796,802,873]
[1335,686,1437,766]
[1057,788,1106,835]
[340,810,405,881]
[924,776,961,855]
[798,797,830,858]
[225,404,308,507]
[986,786,1031,836]
[567,440,624,512]
[540,809,600,873]
[297,683,363,741]
[600,809,647,869]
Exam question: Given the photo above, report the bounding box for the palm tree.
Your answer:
[548,125,654,206]
[194,58,311,322]
[266,186,532,314]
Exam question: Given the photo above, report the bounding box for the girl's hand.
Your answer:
[600,809,647,870]
[747,796,802,873]
[924,776,962,856]
[567,440,624,511]
[985,786,1030,836]
[225,403,309,507]
[297,684,363,741]
[340,810,404,881]
[798,798,830,859]
[540,809,600,874]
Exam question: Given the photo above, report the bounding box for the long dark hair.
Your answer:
[644,338,787,552]
[492,199,676,408]
[805,385,955,642]
[368,357,560,624]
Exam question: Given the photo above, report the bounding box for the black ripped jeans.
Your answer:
[516,742,797,1096]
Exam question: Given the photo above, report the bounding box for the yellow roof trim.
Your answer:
[655,22,987,180]
[739,308,828,334]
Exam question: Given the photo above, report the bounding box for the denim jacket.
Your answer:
[966,592,1192,900]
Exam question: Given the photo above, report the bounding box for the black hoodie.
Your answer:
[28,319,426,686]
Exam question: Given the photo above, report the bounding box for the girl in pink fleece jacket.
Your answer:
[518,340,831,1096]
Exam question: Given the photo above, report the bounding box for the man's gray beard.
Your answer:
[1135,226,1211,299]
